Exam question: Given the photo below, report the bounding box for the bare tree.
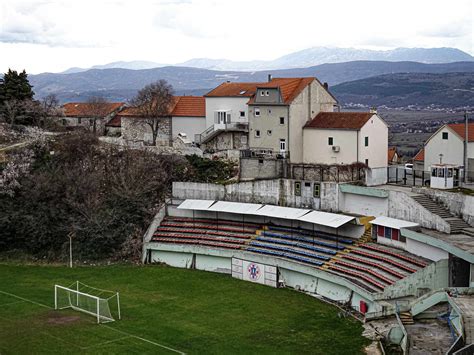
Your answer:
[131,80,174,146]
[85,96,111,134]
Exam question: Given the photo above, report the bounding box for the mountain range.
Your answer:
[30,60,474,105]
[60,47,473,73]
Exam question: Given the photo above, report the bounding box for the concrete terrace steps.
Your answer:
[412,194,471,234]
[399,311,414,325]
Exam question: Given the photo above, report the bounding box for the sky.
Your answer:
[0,0,473,74]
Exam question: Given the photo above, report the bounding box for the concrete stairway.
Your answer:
[412,194,471,234]
[399,311,414,325]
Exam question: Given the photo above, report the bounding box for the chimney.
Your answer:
[226,80,231,83]
[268,74,272,82]
[370,106,377,114]
[323,82,328,90]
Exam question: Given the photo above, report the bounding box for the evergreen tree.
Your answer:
[0,69,34,105]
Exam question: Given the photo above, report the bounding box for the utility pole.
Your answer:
[464,111,469,184]
[68,231,74,268]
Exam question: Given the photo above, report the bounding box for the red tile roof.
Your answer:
[204,82,262,97]
[304,112,374,130]
[171,96,205,117]
[388,147,397,162]
[62,102,124,117]
[119,96,205,118]
[447,123,474,142]
[251,77,315,105]
[413,148,424,162]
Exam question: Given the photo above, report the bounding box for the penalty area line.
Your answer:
[101,324,186,355]
[0,290,51,309]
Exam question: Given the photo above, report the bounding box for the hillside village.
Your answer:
[1,68,474,354]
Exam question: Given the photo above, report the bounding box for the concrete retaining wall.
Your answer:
[413,187,474,227]
[377,259,449,300]
[172,179,339,210]
[146,243,380,313]
[388,190,451,233]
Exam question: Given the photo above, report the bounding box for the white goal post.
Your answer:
[54,281,121,324]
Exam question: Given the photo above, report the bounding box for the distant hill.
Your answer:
[28,61,474,103]
[60,47,473,74]
[178,47,473,71]
[331,72,474,109]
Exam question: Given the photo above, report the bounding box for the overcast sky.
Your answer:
[1,0,473,74]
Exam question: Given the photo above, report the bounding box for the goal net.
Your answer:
[54,281,121,323]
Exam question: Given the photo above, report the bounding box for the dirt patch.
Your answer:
[45,311,81,325]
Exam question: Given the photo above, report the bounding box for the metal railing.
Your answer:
[195,122,249,144]
[240,149,290,160]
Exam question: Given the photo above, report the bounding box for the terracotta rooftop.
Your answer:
[413,148,424,162]
[388,147,397,162]
[119,96,205,118]
[62,102,124,117]
[304,112,374,130]
[204,82,262,97]
[447,123,474,142]
[251,77,315,105]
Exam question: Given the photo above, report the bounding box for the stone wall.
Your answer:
[172,179,339,210]
[412,187,474,227]
[239,158,287,180]
[121,116,172,146]
[202,131,248,152]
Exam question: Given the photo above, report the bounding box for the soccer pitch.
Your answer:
[0,263,369,354]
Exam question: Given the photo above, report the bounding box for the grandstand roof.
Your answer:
[298,211,355,228]
[207,201,263,215]
[177,199,215,211]
[250,205,310,220]
[370,216,419,229]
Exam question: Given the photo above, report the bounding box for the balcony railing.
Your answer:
[195,122,249,144]
[240,149,290,160]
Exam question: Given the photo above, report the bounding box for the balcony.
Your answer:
[195,121,248,144]
[240,149,290,160]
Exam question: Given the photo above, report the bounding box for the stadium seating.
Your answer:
[151,216,431,294]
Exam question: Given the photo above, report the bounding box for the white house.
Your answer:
[423,123,474,178]
[197,82,263,152]
[302,111,388,168]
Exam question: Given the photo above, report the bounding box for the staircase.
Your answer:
[399,311,414,325]
[412,194,472,234]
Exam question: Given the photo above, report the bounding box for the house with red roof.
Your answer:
[302,111,388,168]
[388,147,400,165]
[61,102,125,134]
[119,96,205,145]
[423,122,474,178]
[247,77,338,163]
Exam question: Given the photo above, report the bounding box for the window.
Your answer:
[255,108,260,117]
[258,159,264,164]
[305,182,311,187]
[280,117,285,125]
[279,139,286,151]
[78,118,82,124]
[384,227,392,239]
[267,130,272,136]
[265,90,269,96]
[365,159,369,166]
[313,183,320,198]
[89,119,94,126]
[399,234,406,243]
[268,109,272,114]
[240,135,248,144]
[365,136,369,147]
[328,137,333,146]
[62,119,67,126]
[260,91,264,96]
[295,181,301,196]
[442,132,448,140]
[240,111,245,117]
[255,130,261,138]
[216,111,229,123]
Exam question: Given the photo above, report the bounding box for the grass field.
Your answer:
[0,263,369,354]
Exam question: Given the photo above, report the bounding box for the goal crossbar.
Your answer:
[54,283,120,324]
